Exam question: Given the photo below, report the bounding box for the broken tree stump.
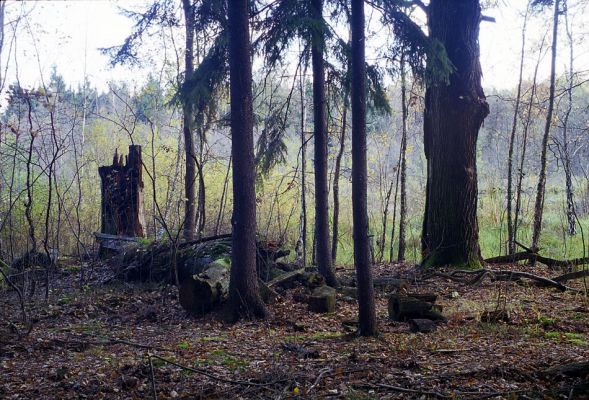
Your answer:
[98,146,145,256]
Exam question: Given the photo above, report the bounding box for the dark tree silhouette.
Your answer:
[421,0,489,268]
[227,0,267,320]
[310,0,338,287]
[351,0,377,336]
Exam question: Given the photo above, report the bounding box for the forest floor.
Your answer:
[1,261,588,399]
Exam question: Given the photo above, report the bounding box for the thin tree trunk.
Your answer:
[227,0,267,320]
[182,0,197,241]
[421,0,489,268]
[297,58,308,269]
[24,96,37,253]
[215,155,231,235]
[514,38,545,242]
[331,101,347,263]
[506,5,529,255]
[531,0,560,251]
[398,55,409,262]
[310,0,338,287]
[561,3,576,236]
[351,0,377,336]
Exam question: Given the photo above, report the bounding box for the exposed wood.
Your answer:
[179,260,230,314]
[98,145,146,243]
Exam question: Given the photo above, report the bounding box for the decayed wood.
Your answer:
[98,145,146,238]
[179,260,230,314]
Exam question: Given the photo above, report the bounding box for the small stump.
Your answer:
[308,285,336,313]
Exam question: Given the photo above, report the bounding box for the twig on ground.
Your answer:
[147,352,158,400]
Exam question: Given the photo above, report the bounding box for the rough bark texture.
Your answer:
[182,0,197,241]
[227,0,267,320]
[531,0,560,251]
[98,145,145,238]
[351,0,377,336]
[421,0,489,268]
[310,0,338,288]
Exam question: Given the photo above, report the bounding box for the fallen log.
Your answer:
[544,361,589,377]
[553,269,589,283]
[484,251,589,269]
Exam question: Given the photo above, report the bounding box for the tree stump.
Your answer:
[98,146,145,257]
[308,285,336,313]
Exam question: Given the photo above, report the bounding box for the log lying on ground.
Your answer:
[553,269,589,283]
[485,251,589,269]
[544,361,589,377]
[436,268,577,292]
[388,293,445,322]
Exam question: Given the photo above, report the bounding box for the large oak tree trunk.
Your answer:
[351,0,377,336]
[227,0,267,320]
[310,0,338,288]
[182,0,197,241]
[421,0,489,268]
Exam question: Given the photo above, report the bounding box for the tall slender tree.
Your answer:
[310,0,338,287]
[506,4,530,255]
[531,0,560,252]
[397,55,408,262]
[351,0,377,336]
[227,0,267,320]
[181,0,197,241]
[421,0,489,268]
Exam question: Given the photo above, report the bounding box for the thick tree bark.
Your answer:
[421,0,489,268]
[506,6,528,255]
[182,0,197,241]
[398,56,408,262]
[310,0,338,287]
[227,0,267,320]
[351,0,377,336]
[531,0,560,251]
